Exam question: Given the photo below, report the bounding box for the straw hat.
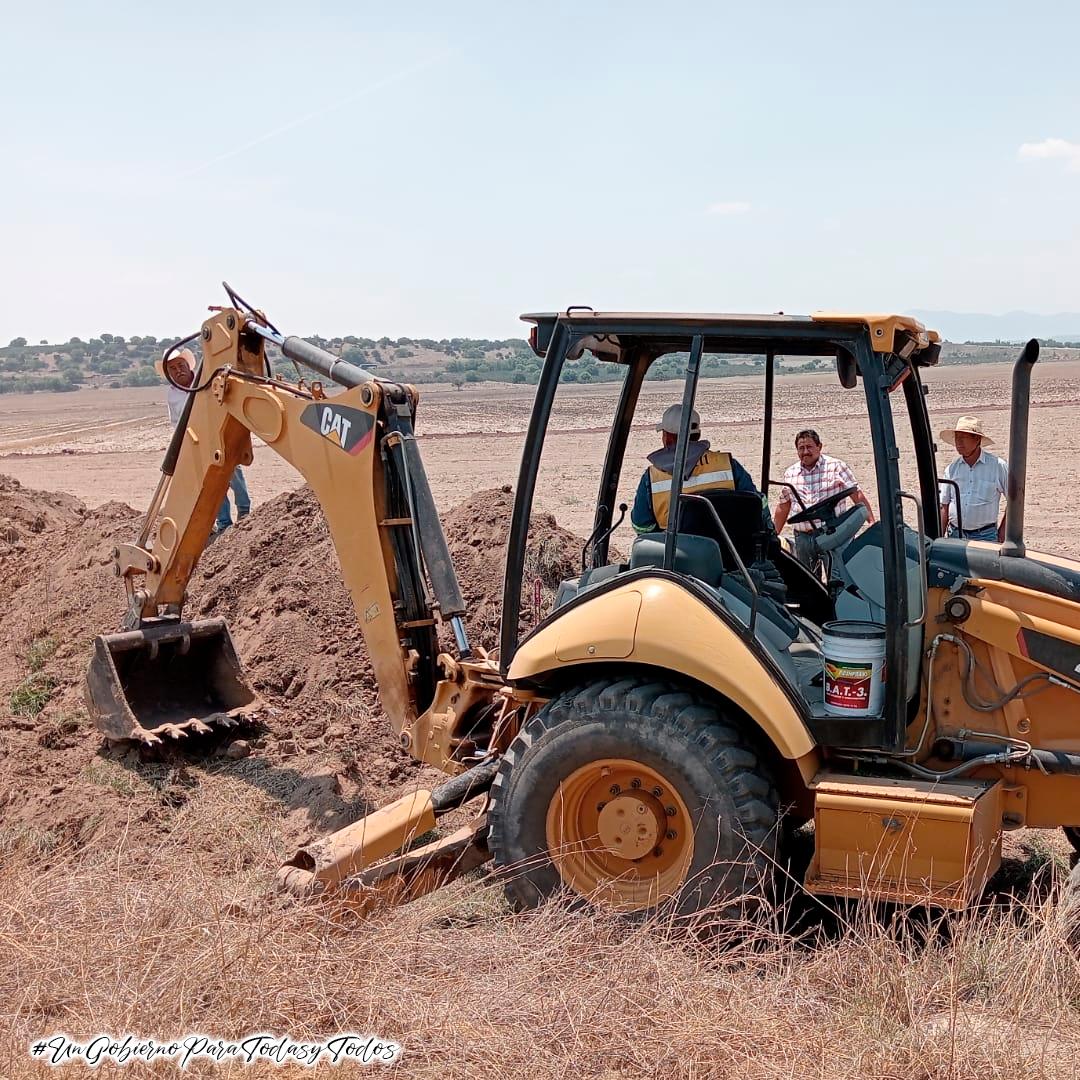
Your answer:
[939,414,993,446]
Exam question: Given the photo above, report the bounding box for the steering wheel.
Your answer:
[787,485,859,527]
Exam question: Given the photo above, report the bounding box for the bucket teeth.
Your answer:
[124,710,256,745]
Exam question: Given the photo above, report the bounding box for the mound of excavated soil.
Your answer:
[440,484,591,651]
[0,475,587,869]
[0,474,84,546]
[190,484,587,712]
[0,476,140,704]
[0,475,86,612]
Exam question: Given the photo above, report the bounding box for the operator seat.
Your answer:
[676,490,766,568]
[676,489,790,609]
[629,532,724,588]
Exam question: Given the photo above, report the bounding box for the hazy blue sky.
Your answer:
[2,1,1079,342]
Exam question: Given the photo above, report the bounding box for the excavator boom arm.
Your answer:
[87,298,505,906]
[104,307,466,738]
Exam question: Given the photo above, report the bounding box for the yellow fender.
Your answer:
[508,578,817,763]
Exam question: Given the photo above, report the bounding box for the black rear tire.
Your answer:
[489,676,778,919]
[1064,827,1080,855]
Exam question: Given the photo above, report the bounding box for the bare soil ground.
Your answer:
[0,367,1078,1077]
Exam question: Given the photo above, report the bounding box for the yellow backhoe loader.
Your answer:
[86,287,1080,920]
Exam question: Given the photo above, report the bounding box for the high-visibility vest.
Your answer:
[649,450,735,528]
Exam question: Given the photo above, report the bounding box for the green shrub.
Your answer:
[26,636,57,673]
[10,673,56,717]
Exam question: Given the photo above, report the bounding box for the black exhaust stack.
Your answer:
[1000,339,1039,559]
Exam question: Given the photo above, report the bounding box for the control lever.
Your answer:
[586,503,627,569]
[582,504,609,571]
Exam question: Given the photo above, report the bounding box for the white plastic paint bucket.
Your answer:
[822,620,886,717]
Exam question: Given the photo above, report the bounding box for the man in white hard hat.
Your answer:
[631,404,761,534]
[938,415,1008,542]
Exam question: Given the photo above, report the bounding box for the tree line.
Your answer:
[2,329,1074,395]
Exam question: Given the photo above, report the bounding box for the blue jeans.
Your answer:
[947,522,997,542]
[793,531,825,578]
[216,467,251,531]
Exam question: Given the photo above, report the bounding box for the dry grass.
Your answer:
[1,782,1079,1079]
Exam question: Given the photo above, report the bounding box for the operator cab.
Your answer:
[504,311,944,752]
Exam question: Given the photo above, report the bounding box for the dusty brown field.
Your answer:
[2,360,1078,554]
[1,364,1079,1078]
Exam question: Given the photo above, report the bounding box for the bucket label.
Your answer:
[824,660,873,710]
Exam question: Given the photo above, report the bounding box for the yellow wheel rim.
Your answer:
[545,757,695,911]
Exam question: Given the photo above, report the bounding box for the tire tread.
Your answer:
[489,675,779,915]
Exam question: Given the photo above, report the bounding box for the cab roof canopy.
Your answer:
[521,309,940,364]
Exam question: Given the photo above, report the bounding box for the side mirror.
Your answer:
[918,341,941,367]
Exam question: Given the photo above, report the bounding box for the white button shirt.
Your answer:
[939,449,1008,530]
[166,384,188,427]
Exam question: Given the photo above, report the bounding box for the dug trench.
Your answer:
[0,477,584,871]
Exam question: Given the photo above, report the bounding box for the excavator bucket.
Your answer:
[85,618,261,744]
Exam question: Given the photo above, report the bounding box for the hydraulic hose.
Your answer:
[430,759,500,814]
[942,633,1070,712]
[848,631,1080,780]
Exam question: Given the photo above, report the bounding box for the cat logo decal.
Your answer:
[300,403,374,456]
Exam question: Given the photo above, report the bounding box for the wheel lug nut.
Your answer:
[653,847,663,857]
[597,802,606,813]
[665,806,676,817]
[666,830,676,840]
[630,778,641,789]
[609,784,621,795]
[652,786,663,798]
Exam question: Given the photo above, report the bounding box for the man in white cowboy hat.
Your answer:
[159,348,252,535]
[631,404,761,534]
[938,415,1008,542]
[159,348,196,426]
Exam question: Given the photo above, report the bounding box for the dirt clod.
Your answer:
[223,739,252,760]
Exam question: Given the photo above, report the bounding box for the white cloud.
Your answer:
[1017,138,1080,172]
[706,200,751,216]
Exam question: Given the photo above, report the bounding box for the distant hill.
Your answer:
[0,332,806,395]
[0,333,542,395]
[908,310,1080,344]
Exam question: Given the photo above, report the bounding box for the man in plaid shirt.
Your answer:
[772,428,875,571]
